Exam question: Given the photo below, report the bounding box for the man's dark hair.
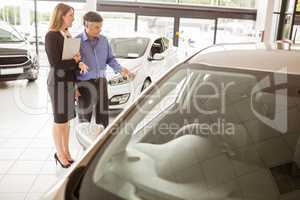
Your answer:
[83,11,103,26]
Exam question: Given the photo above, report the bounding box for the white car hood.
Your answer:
[106,58,143,79]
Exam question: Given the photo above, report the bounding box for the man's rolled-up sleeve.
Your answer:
[106,40,122,74]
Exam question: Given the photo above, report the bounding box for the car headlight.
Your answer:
[108,71,136,86]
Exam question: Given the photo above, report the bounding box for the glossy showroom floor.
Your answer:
[0,60,118,200]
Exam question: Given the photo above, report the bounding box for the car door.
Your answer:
[161,37,179,69]
[147,38,168,81]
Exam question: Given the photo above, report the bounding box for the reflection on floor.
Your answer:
[0,72,117,200]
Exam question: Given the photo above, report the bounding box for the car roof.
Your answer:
[188,43,300,75]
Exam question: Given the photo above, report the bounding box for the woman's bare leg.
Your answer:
[52,122,69,165]
[62,122,73,161]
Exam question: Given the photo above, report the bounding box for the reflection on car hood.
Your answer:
[0,42,29,55]
[106,58,143,79]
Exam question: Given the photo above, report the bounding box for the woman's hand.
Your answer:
[73,52,81,63]
[79,62,88,74]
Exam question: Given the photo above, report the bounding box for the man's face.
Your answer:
[85,21,102,38]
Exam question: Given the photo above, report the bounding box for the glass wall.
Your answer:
[292,25,300,43]
[34,1,85,67]
[98,0,257,8]
[98,12,135,36]
[0,1,34,38]
[179,18,215,54]
[178,0,256,8]
[1,0,258,68]
[137,16,174,42]
[216,18,256,43]
[0,0,86,67]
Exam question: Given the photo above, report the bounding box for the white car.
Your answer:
[106,33,180,110]
[43,43,300,200]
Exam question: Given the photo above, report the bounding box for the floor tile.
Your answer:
[29,138,54,148]
[29,175,58,193]
[1,139,32,148]
[0,161,14,174]
[25,193,43,200]
[7,161,44,174]
[0,148,24,160]
[19,148,52,161]
[0,175,36,193]
[39,161,57,175]
[0,193,27,200]
[0,138,8,145]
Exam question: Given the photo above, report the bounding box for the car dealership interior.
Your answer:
[0,0,300,199]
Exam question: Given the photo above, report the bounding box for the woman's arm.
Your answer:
[45,32,78,70]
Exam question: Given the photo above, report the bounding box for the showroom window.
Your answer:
[216,18,256,43]
[137,16,174,43]
[0,0,86,67]
[179,18,215,53]
[98,12,135,35]
[179,0,256,8]
[98,0,256,8]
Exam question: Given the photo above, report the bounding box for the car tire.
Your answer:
[28,71,39,82]
[141,78,151,92]
[28,76,38,82]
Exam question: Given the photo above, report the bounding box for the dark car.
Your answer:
[0,22,39,82]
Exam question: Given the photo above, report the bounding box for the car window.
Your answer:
[79,64,300,200]
[110,37,149,59]
[0,26,24,42]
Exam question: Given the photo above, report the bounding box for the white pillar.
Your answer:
[85,0,97,12]
[256,0,276,44]
[20,0,31,31]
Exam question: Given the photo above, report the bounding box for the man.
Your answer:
[76,11,132,127]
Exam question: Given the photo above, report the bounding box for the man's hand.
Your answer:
[75,89,81,99]
[79,62,89,74]
[120,67,135,80]
[73,52,81,63]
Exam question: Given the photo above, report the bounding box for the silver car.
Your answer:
[43,43,300,200]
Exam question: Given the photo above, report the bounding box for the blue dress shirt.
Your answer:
[76,31,122,81]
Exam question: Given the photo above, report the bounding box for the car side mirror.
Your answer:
[152,53,165,61]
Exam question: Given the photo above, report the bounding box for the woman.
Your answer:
[45,3,87,168]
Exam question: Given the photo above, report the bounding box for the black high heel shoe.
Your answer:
[68,159,75,164]
[54,153,71,168]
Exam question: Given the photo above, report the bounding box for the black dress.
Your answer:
[45,31,78,123]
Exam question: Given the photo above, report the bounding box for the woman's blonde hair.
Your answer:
[48,3,74,31]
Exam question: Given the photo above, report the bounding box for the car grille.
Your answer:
[0,56,31,67]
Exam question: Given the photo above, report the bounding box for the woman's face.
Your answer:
[62,9,74,29]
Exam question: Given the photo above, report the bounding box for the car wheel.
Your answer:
[28,76,38,82]
[28,78,37,82]
[141,79,151,92]
[28,71,39,82]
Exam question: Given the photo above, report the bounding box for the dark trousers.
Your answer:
[77,78,109,127]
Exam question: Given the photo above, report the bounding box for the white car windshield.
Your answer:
[78,63,300,200]
[110,37,149,59]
